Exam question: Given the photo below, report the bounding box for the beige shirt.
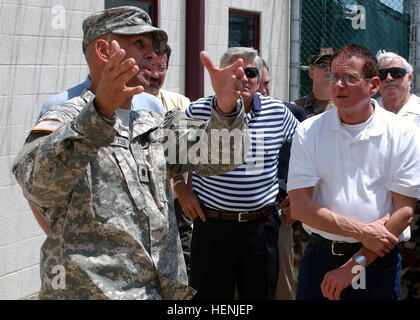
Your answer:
[158,88,190,112]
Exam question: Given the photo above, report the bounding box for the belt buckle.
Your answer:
[331,241,345,256]
[238,212,248,222]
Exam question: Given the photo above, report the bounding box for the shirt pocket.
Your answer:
[148,141,170,206]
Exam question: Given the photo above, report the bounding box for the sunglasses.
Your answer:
[378,67,407,80]
[314,62,330,69]
[244,67,259,78]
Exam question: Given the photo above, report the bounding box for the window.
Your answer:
[228,9,260,51]
[105,0,158,27]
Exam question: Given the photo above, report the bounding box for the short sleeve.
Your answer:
[287,123,320,192]
[389,125,420,199]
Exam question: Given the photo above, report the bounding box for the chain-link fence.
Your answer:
[294,0,420,301]
[298,0,418,98]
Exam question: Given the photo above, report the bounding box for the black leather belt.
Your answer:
[203,205,276,222]
[310,233,362,256]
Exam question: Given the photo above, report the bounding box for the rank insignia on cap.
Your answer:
[320,47,334,55]
[31,120,64,132]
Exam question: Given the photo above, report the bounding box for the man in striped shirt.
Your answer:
[174,47,299,299]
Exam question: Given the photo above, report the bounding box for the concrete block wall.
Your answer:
[0,0,104,300]
[159,0,187,96]
[204,0,290,101]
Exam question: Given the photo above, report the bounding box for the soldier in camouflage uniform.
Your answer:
[12,6,248,300]
[294,47,335,117]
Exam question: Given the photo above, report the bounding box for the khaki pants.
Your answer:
[276,222,296,300]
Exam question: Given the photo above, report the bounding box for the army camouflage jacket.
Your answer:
[13,90,247,300]
[293,91,334,117]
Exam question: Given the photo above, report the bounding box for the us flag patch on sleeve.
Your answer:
[31,120,64,132]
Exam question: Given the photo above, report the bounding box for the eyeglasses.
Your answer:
[313,62,330,69]
[378,67,407,81]
[329,73,369,85]
[244,67,259,78]
[152,64,167,73]
[141,61,167,73]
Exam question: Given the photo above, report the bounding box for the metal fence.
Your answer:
[296,0,419,98]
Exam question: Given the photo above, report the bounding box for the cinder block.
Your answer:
[15,36,46,66]
[0,271,21,300]
[38,66,62,94]
[0,4,19,36]
[0,124,28,157]
[64,10,87,39]
[162,0,182,21]
[18,210,46,242]
[0,214,19,248]
[1,95,39,127]
[18,6,50,37]
[51,0,104,12]
[21,265,41,298]
[5,237,43,275]
[0,246,7,277]
[3,166,20,191]
[59,66,90,90]
[0,185,31,217]
[0,35,15,65]
[0,66,42,96]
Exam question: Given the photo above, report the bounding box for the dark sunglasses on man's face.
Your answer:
[378,67,407,80]
[314,62,330,69]
[244,67,259,78]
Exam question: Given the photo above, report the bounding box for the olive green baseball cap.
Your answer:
[82,6,168,52]
[308,47,334,67]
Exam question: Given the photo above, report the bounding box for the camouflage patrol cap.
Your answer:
[308,47,334,67]
[82,6,168,52]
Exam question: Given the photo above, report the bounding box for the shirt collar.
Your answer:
[329,99,383,137]
[399,94,420,117]
[252,93,262,112]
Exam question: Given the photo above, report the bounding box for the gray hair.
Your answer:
[219,47,263,80]
[376,50,413,74]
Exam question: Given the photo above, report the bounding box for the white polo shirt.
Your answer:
[377,94,420,128]
[287,99,420,242]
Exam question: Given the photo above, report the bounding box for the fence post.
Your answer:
[289,0,301,102]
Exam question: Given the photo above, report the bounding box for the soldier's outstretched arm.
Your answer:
[200,51,244,113]
[12,96,118,209]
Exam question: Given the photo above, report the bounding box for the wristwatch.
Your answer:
[353,253,367,268]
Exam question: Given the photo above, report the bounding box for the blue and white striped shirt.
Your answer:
[186,93,299,211]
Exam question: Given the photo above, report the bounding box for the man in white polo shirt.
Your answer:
[288,44,420,300]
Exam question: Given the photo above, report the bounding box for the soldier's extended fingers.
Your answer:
[232,59,245,79]
[116,59,140,84]
[107,40,126,71]
[122,85,143,99]
[200,51,217,75]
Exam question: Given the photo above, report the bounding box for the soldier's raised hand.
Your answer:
[200,51,245,113]
[95,40,144,119]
